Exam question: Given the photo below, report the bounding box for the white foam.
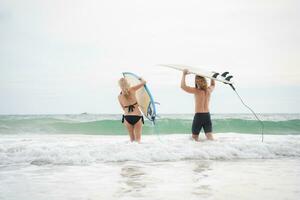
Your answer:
[0,133,300,166]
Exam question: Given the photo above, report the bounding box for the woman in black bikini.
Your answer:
[118,77,146,143]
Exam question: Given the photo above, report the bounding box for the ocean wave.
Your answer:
[0,116,299,135]
[0,134,300,166]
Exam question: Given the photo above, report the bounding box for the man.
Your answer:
[180,69,215,141]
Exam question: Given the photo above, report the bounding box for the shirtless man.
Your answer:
[180,69,215,141]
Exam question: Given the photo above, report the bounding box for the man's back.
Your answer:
[194,89,212,113]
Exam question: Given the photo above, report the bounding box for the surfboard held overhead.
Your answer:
[159,64,234,85]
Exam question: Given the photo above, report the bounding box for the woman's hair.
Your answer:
[118,78,131,97]
[195,75,208,90]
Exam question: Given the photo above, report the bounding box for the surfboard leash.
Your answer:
[151,117,164,142]
[229,84,265,142]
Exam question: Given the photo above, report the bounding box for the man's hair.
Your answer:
[195,75,208,90]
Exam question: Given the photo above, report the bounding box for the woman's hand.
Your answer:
[131,77,147,91]
[139,77,146,84]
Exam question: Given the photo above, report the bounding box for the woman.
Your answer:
[118,77,146,143]
[181,69,215,141]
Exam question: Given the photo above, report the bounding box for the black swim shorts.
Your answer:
[192,112,212,135]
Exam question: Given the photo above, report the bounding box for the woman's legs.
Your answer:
[133,119,143,143]
[124,120,135,142]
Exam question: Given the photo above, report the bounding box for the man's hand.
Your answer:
[183,69,189,75]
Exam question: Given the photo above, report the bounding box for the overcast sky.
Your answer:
[0,0,299,114]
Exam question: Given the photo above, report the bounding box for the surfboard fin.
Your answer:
[151,116,156,124]
[212,72,219,78]
[221,72,229,77]
[225,75,233,81]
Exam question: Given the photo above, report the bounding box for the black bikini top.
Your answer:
[124,102,138,112]
[120,92,138,112]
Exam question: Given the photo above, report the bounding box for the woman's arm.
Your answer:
[118,95,125,111]
[181,69,197,94]
[130,79,146,92]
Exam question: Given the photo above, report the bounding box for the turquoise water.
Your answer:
[1,114,299,200]
[0,114,299,135]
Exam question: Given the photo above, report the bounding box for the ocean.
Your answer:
[0,114,300,200]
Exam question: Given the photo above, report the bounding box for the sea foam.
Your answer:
[0,134,299,166]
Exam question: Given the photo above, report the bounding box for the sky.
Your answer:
[0,0,299,114]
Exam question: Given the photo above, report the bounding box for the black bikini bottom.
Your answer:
[122,115,144,126]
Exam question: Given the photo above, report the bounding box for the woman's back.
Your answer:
[118,90,142,116]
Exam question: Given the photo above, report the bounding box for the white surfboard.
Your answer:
[122,72,157,122]
[160,64,234,84]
